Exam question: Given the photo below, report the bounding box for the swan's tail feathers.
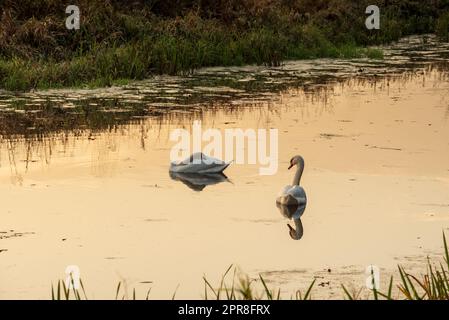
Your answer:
[222,162,231,171]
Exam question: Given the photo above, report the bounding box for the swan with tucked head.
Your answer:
[276,155,307,207]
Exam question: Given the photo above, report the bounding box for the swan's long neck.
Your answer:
[292,156,304,186]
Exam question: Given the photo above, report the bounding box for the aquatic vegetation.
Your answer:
[51,232,449,300]
[51,277,88,301]
[0,0,447,90]
[202,265,316,300]
[342,232,449,300]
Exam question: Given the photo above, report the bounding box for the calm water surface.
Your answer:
[1,35,449,299]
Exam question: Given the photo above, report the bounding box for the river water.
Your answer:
[1,35,449,299]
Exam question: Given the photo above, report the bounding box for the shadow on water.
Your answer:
[169,172,230,191]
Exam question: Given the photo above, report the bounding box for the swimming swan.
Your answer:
[169,152,231,174]
[276,155,307,207]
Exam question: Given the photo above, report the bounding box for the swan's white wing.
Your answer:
[169,161,189,172]
[180,152,204,165]
[197,162,230,173]
[170,153,230,173]
[196,153,230,173]
[200,153,226,165]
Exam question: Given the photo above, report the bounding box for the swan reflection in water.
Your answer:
[276,202,305,240]
[169,171,230,191]
[276,155,307,240]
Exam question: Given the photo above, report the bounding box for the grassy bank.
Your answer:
[0,0,448,91]
[52,233,449,300]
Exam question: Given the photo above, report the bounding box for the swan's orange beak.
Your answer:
[288,163,294,170]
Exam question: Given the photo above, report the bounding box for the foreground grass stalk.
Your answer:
[51,232,449,300]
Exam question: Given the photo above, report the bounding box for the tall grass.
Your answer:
[0,0,446,91]
[342,232,449,300]
[0,31,383,91]
[202,264,316,300]
[51,276,88,300]
[50,232,449,300]
[51,278,152,300]
[392,233,449,300]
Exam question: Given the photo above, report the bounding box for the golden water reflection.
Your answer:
[1,65,449,299]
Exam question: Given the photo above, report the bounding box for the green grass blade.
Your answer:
[171,284,180,300]
[398,266,413,299]
[370,268,379,300]
[259,275,273,300]
[341,284,354,300]
[387,276,394,299]
[51,283,55,300]
[80,279,87,300]
[62,280,69,300]
[303,279,316,300]
[115,282,122,300]
[443,232,449,270]
[57,281,61,300]
[203,277,218,299]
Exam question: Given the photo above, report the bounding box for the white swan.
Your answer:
[169,152,231,174]
[276,155,307,207]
